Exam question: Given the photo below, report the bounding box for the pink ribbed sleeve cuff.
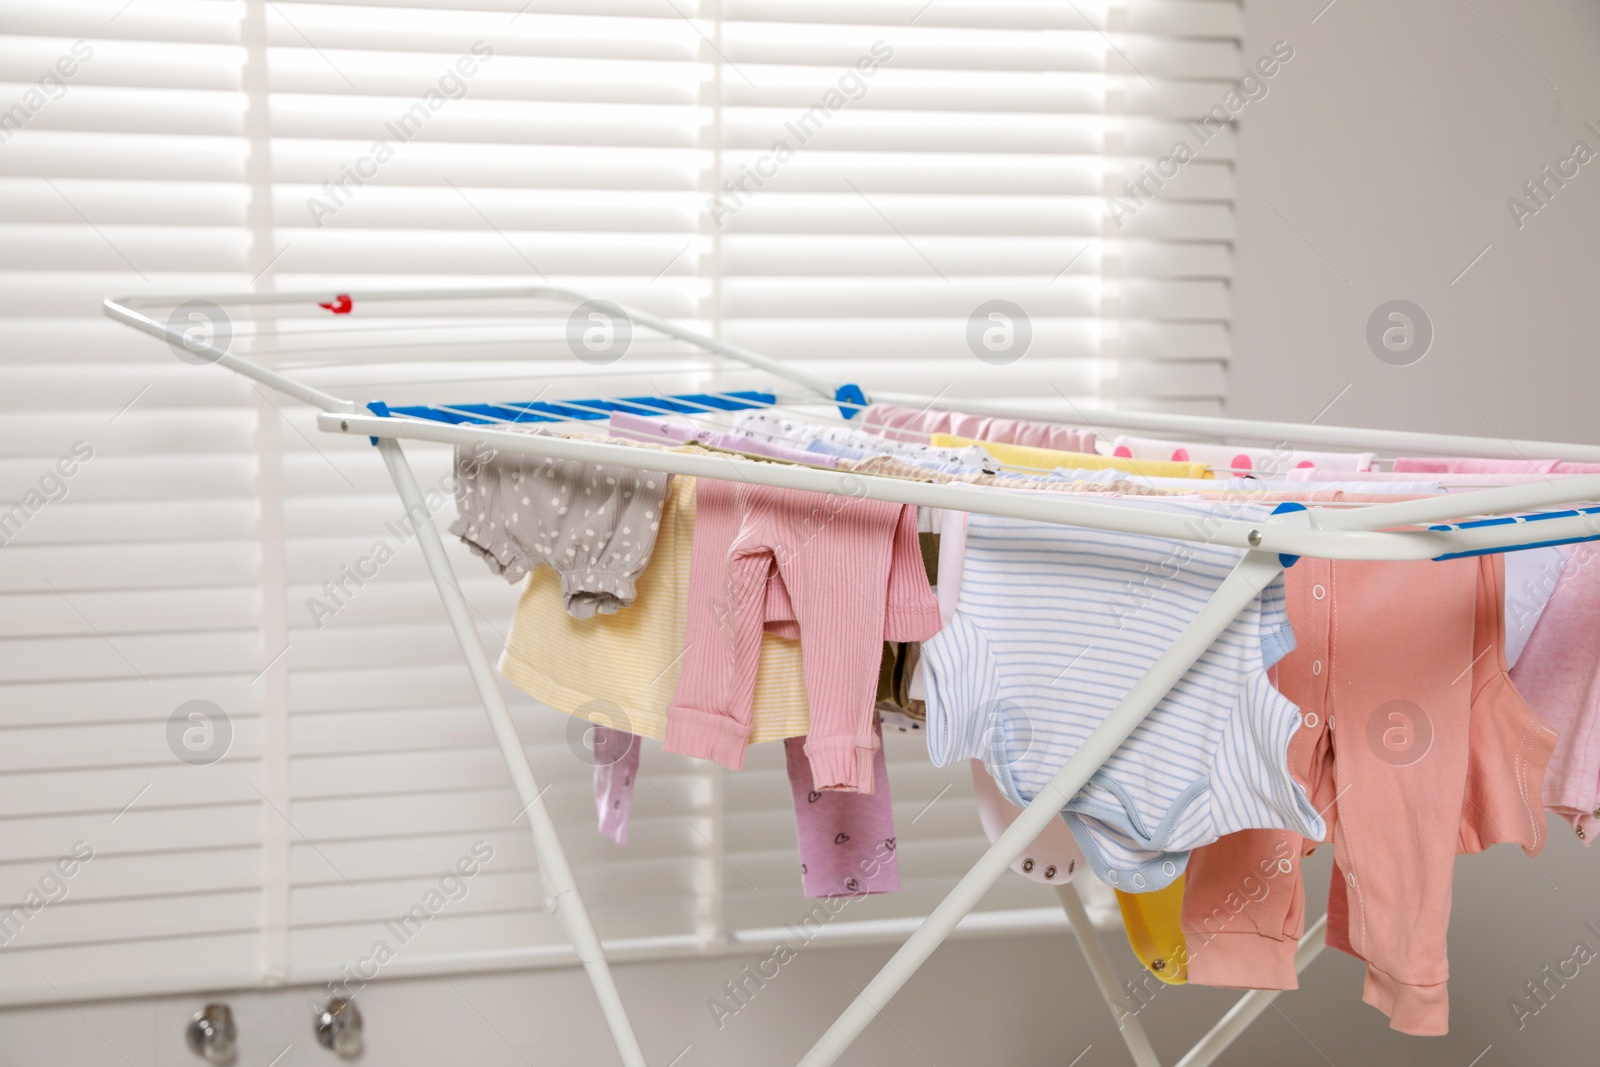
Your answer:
[804,735,878,794]
[664,704,751,771]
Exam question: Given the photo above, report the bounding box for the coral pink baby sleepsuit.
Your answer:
[1182,547,1554,1036]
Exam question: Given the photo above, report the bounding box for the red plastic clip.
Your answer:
[319,294,353,315]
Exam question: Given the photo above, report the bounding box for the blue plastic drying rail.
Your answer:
[1430,504,1600,559]
[365,389,778,427]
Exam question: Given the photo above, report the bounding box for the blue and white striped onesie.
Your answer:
[922,501,1325,891]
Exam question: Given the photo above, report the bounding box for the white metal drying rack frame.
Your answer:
[104,285,1600,1067]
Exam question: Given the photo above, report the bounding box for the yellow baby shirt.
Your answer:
[928,433,1213,480]
[498,473,812,743]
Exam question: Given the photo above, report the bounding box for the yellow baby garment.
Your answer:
[1115,878,1189,984]
[498,474,812,743]
[929,433,1212,480]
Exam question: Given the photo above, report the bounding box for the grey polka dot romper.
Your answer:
[450,446,672,620]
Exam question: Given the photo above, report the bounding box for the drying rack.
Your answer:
[104,285,1600,1067]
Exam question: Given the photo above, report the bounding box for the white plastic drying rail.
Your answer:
[105,286,1600,1067]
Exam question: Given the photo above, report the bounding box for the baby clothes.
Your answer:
[1370,456,1600,842]
[969,759,1086,885]
[876,641,926,721]
[1288,468,1562,486]
[1042,468,1130,485]
[1180,826,1309,990]
[907,509,969,704]
[921,502,1319,892]
[1117,879,1189,983]
[1503,545,1565,668]
[1181,553,1555,1036]
[827,454,1175,498]
[1176,517,1546,994]
[1510,543,1600,844]
[1197,478,1442,494]
[452,444,519,576]
[1211,484,1557,672]
[1393,456,1600,475]
[1111,436,1376,476]
[1318,554,1553,1035]
[861,401,1096,454]
[608,410,837,467]
[919,501,1293,700]
[731,410,1000,474]
[928,433,1212,480]
[1050,471,1443,495]
[831,453,963,484]
[786,716,900,898]
[450,446,673,618]
[804,438,986,476]
[498,471,814,745]
[591,726,640,846]
[666,479,942,792]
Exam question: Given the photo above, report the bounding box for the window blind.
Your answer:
[712,0,1239,412]
[0,0,1241,1004]
[0,0,269,1001]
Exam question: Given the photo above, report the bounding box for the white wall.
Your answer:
[1229,0,1600,439]
[5,1,1600,1064]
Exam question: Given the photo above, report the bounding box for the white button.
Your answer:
[1345,871,1356,887]
[1132,873,1146,888]
[1107,870,1120,884]
[1162,861,1177,876]
[1312,660,1322,676]
[1328,716,1336,731]
[1303,712,1319,729]
[1278,858,1293,874]
[1312,584,1327,600]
